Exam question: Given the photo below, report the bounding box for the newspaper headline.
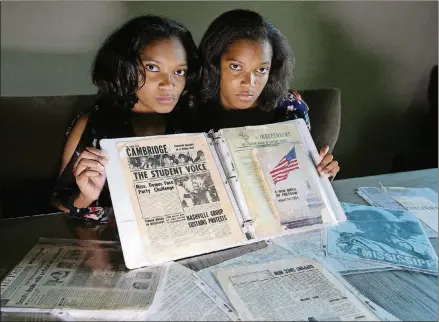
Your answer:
[117,135,245,262]
[125,142,227,230]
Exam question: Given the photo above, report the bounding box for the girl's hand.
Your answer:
[73,147,108,206]
[316,145,340,179]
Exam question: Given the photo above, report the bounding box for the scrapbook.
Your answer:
[100,119,346,269]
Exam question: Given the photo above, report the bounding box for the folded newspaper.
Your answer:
[0,238,163,318]
[100,119,346,269]
[326,203,438,274]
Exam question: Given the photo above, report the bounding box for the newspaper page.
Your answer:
[357,186,438,237]
[253,143,332,231]
[270,229,325,257]
[0,239,162,311]
[213,257,379,321]
[270,229,399,275]
[117,134,246,263]
[196,244,293,305]
[220,123,335,238]
[393,196,438,235]
[327,203,438,274]
[144,262,238,321]
[67,263,239,322]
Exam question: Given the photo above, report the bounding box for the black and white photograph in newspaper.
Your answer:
[327,203,438,273]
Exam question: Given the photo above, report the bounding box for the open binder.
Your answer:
[100,119,346,269]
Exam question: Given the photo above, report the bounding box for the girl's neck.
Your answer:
[131,101,157,114]
[130,112,167,137]
[220,98,259,111]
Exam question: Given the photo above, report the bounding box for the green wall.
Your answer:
[1,1,437,178]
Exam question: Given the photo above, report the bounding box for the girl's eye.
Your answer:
[145,64,159,72]
[175,69,186,76]
[257,67,269,74]
[230,64,242,71]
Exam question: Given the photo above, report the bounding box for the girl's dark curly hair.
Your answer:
[199,9,294,111]
[92,15,200,110]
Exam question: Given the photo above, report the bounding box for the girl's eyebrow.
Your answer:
[142,58,161,64]
[226,58,271,65]
[142,59,187,68]
[225,58,244,64]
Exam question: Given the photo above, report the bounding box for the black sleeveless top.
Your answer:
[52,102,188,223]
[195,90,311,132]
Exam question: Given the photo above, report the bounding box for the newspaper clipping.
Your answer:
[253,143,331,231]
[357,186,438,237]
[117,134,246,263]
[221,124,303,237]
[67,262,240,321]
[270,229,399,275]
[327,203,438,274]
[0,239,162,311]
[221,123,332,237]
[144,262,239,321]
[213,257,379,321]
[197,244,294,305]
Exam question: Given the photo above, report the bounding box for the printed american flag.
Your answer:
[269,147,299,184]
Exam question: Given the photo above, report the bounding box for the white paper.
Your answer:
[64,309,150,321]
[145,262,238,321]
[393,196,438,233]
[271,229,325,257]
[196,244,293,305]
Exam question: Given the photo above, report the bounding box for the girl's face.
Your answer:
[219,39,272,110]
[133,38,188,114]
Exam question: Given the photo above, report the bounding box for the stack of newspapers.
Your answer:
[1,119,437,321]
[0,237,404,321]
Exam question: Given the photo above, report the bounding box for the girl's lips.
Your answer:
[156,96,176,104]
[236,93,254,101]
